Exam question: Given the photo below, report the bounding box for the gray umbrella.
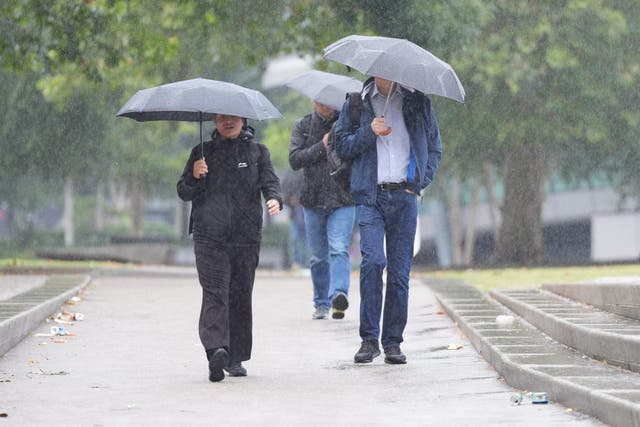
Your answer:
[285,70,362,111]
[323,35,465,103]
[117,78,282,122]
[117,78,282,158]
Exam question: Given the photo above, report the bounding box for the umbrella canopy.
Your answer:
[116,78,282,122]
[285,70,362,111]
[323,35,465,103]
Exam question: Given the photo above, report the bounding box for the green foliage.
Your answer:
[261,90,315,170]
[1,0,639,264]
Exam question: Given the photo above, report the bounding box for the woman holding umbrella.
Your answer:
[177,113,282,382]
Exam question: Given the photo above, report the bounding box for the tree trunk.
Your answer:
[109,180,127,212]
[463,180,480,265]
[63,176,75,247]
[447,178,463,265]
[494,144,549,265]
[129,181,145,238]
[94,181,105,231]
[482,162,501,244]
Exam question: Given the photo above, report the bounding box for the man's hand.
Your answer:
[371,117,392,136]
[322,132,330,149]
[266,199,280,216]
[193,158,208,179]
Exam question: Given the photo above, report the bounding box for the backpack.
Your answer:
[327,92,362,193]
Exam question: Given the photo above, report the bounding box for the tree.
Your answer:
[457,1,640,264]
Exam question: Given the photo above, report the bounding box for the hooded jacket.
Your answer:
[334,77,442,205]
[289,110,353,209]
[177,127,283,245]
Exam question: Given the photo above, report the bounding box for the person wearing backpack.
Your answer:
[334,77,442,365]
[289,101,356,320]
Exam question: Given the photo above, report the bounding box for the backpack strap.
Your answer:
[347,92,362,131]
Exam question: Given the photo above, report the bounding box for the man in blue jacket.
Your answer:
[335,76,442,364]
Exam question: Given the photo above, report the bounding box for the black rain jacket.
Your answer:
[177,127,283,245]
[288,110,353,209]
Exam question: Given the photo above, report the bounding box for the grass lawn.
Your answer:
[417,264,640,293]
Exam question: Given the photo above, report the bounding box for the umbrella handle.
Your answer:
[381,82,395,117]
[199,116,207,180]
[378,83,394,136]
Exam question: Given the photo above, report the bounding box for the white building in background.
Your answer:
[420,187,640,266]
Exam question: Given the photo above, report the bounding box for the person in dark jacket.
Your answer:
[177,113,282,382]
[289,102,355,320]
[335,77,442,365]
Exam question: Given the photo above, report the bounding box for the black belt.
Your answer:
[377,181,408,191]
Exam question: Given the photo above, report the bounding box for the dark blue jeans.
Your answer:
[357,189,417,349]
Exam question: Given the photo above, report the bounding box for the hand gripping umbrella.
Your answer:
[323,35,465,104]
[116,78,282,162]
[285,70,362,111]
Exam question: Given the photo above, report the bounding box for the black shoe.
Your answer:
[384,346,407,364]
[354,340,381,364]
[224,361,247,377]
[208,348,229,382]
[331,292,349,319]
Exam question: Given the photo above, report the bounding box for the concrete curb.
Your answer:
[426,280,640,427]
[491,289,640,373]
[542,282,640,321]
[0,275,92,356]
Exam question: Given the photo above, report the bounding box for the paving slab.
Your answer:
[542,280,640,321]
[427,279,640,427]
[491,288,640,373]
[0,275,91,356]
[0,271,600,426]
[0,275,46,300]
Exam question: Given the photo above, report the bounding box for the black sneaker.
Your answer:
[208,348,229,382]
[354,340,381,364]
[224,361,247,377]
[331,292,349,319]
[384,346,407,364]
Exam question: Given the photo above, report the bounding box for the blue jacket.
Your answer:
[335,78,442,205]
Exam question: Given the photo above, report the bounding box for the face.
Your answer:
[314,102,336,119]
[215,114,244,139]
[374,77,395,96]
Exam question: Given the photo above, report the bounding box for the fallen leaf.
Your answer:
[447,343,463,350]
[435,310,446,315]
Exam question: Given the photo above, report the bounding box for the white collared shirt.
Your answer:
[364,81,411,184]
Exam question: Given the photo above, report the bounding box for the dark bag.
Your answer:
[327,92,362,193]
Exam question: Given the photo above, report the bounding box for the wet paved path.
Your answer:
[0,270,601,426]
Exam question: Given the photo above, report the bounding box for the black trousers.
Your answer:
[194,236,259,363]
